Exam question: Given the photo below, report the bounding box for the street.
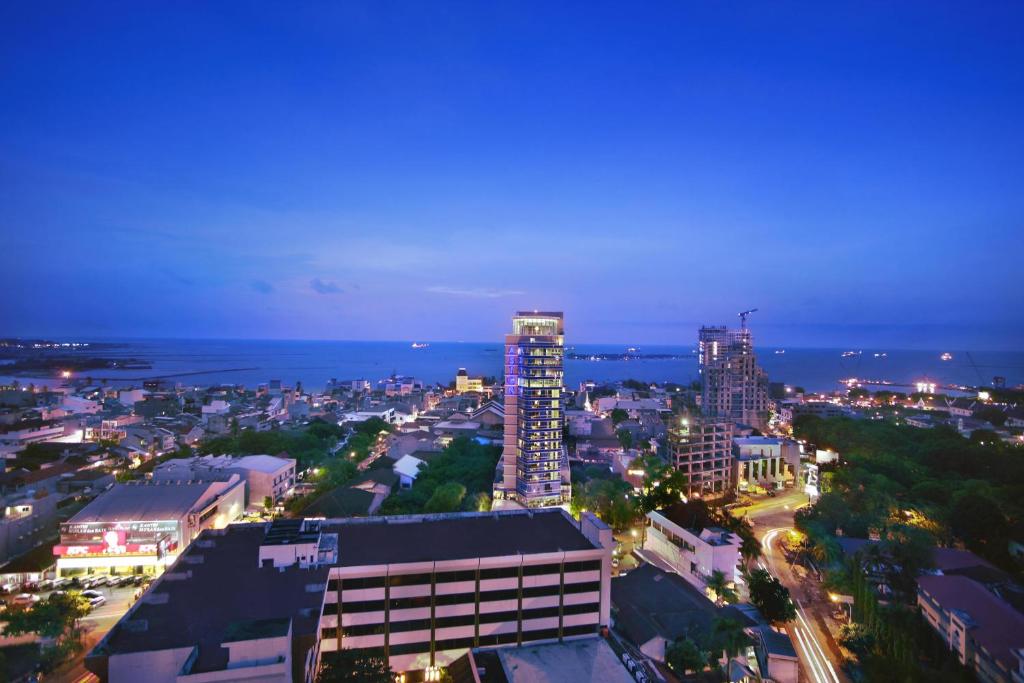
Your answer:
[46,584,139,683]
[732,488,849,683]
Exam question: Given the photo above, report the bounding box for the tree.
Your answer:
[616,428,633,451]
[609,408,628,425]
[950,492,1008,557]
[317,649,392,682]
[666,638,706,675]
[3,591,91,671]
[634,454,688,515]
[747,568,796,623]
[263,495,274,512]
[705,569,738,605]
[711,616,750,662]
[424,482,467,513]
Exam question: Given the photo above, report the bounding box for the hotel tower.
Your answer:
[494,311,570,507]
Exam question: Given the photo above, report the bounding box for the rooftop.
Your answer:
[918,574,1024,671]
[492,637,633,683]
[327,509,598,567]
[67,480,224,524]
[91,524,328,663]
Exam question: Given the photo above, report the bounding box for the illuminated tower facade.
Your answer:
[495,311,569,507]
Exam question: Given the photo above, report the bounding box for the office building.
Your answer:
[454,368,484,394]
[494,312,570,507]
[89,509,613,683]
[54,477,245,577]
[669,417,733,499]
[698,324,770,430]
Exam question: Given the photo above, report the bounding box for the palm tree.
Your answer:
[711,616,750,665]
[705,570,738,606]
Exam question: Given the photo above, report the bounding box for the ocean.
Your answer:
[3,338,1022,394]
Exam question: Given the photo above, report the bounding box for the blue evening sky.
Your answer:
[1,2,1021,349]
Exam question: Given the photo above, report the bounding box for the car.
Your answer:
[0,583,18,595]
[80,590,106,608]
[12,593,40,606]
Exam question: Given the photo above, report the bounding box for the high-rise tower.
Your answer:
[698,324,770,429]
[494,311,569,507]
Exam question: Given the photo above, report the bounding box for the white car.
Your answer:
[12,593,40,606]
[80,590,106,608]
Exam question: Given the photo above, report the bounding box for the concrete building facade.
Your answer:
[669,417,733,499]
[698,325,770,430]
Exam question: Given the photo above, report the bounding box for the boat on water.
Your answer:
[941,352,953,361]
[411,342,429,350]
[775,349,785,354]
[841,350,861,358]
[874,352,888,358]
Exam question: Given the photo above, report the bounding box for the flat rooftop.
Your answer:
[327,509,598,567]
[67,480,219,524]
[91,524,328,659]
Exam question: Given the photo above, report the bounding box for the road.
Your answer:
[732,489,849,683]
[46,584,139,683]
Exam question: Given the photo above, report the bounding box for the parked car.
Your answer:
[12,593,40,606]
[0,583,18,595]
[80,590,106,608]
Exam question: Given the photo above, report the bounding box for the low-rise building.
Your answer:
[644,506,742,596]
[54,477,245,577]
[153,454,297,508]
[732,436,800,492]
[918,574,1024,683]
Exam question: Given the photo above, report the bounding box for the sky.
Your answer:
[1,2,1022,350]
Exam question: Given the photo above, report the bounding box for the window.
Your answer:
[521,606,560,620]
[435,569,476,583]
[480,566,519,580]
[562,603,599,615]
[341,599,386,613]
[388,641,430,656]
[563,624,598,636]
[434,613,476,629]
[434,592,475,606]
[522,584,560,598]
[562,581,600,594]
[479,588,518,602]
[327,578,340,591]
[388,619,431,633]
[341,576,386,590]
[388,573,431,587]
[435,637,476,651]
[322,602,338,615]
[523,563,560,576]
[479,610,519,624]
[522,627,560,642]
[389,595,431,611]
[563,560,601,573]
[321,627,338,639]
[342,622,386,636]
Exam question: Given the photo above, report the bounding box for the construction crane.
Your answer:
[738,308,759,329]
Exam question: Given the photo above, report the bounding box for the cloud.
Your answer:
[250,280,274,294]
[427,286,525,299]
[310,278,343,295]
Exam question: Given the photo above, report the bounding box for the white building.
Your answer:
[644,508,742,597]
[733,436,800,492]
[153,454,297,508]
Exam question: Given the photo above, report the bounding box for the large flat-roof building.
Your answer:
[54,477,245,577]
[89,508,613,683]
[494,312,570,507]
